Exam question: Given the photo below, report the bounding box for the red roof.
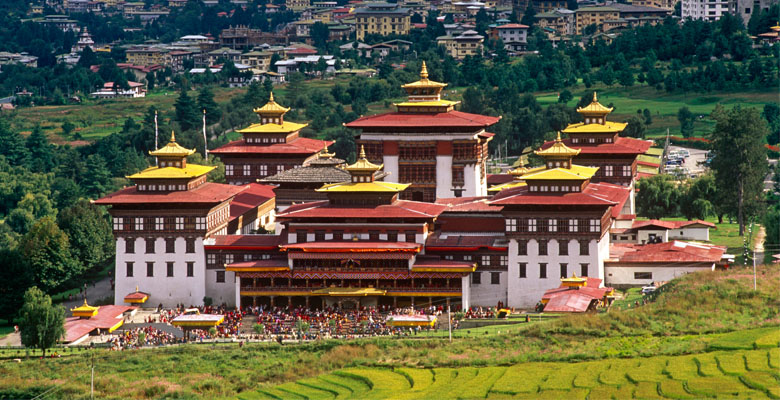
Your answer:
[226,259,288,269]
[345,111,500,129]
[496,23,529,29]
[277,200,447,220]
[229,183,275,220]
[210,138,331,156]
[585,182,631,218]
[487,174,514,185]
[609,241,725,263]
[412,23,428,29]
[64,305,134,343]
[287,47,318,55]
[630,219,717,231]
[542,277,611,313]
[436,197,503,212]
[637,172,655,180]
[205,235,281,250]
[542,137,652,155]
[412,257,474,269]
[124,291,149,300]
[490,186,618,207]
[94,182,246,206]
[638,160,660,168]
[282,241,421,252]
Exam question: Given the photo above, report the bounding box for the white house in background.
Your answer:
[274,55,336,75]
[611,219,716,244]
[494,23,529,52]
[605,241,727,288]
[90,81,146,99]
[681,0,733,20]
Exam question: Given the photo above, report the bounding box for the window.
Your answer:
[196,217,206,230]
[569,219,578,232]
[187,262,194,277]
[113,217,124,230]
[226,164,234,176]
[315,230,326,241]
[539,263,547,279]
[464,255,472,261]
[405,231,416,243]
[207,253,216,265]
[135,217,144,231]
[589,219,600,233]
[145,238,155,254]
[491,272,500,285]
[387,230,398,242]
[369,230,379,240]
[518,240,527,256]
[560,263,568,278]
[216,270,225,283]
[471,272,481,284]
[176,217,184,230]
[333,230,344,241]
[186,238,195,253]
[126,262,134,277]
[165,238,175,253]
[277,165,284,173]
[528,219,537,232]
[634,272,652,280]
[481,255,491,266]
[225,254,234,265]
[167,262,174,277]
[622,165,631,176]
[125,238,135,254]
[243,164,251,176]
[559,240,568,256]
[580,240,590,255]
[500,255,508,267]
[146,262,154,277]
[505,218,517,232]
[259,164,268,176]
[548,219,557,232]
[519,263,527,278]
[297,231,307,243]
[538,240,548,256]
[605,165,614,176]
[581,263,589,277]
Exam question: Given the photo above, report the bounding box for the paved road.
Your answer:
[667,145,708,177]
[766,159,777,193]
[61,273,115,311]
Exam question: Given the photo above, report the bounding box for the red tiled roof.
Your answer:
[229,183,275,220]
[541,137,652,155]
[487,174,514,185]
[412,23,428,28]
[638,160,660,168]
[436,197,503,212]
[585,182,631,218]
[277,200,447,220]
[124,291,149,300]
[426,234,507,251]
[287,47,318,55]
[205,235,282,250]
[542,277,611,313]
[630,219,717,230]
[490,186,618,207]
[94,182,246,205]
[436,216,505,232]
[345,111,500,129]
[608,241,725,263]
[64,305,134,343]
[210,137,331,156]
[282,241,421,252]
[226,259,289,269]
[496,23,529,29]
[412,257,474,269]
[617,214,636,220]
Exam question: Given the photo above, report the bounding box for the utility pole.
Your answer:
[203,109,208,159]
[753,249,757,291]
[90,349,95,400]
[447,305,452,343]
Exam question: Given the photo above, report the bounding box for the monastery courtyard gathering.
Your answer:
[0,16,778,396]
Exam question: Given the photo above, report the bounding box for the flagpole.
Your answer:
[203,109,208,159]
[154,110,158,166]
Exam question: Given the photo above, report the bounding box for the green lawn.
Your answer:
[612,288,645,310]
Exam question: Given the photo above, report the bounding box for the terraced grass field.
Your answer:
[249,347,780,399]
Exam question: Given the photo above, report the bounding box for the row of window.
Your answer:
[517,263,589,279]
[206,253,272,265]
[226,164,285,176]
[125,237,197,254]
[295,230,417,243]
[114,217,207,231]
[471,271,501,285]
[505,218,600,234]
[599,165,632,177]
[515,238,590,256]
[528,184,581,193]
[137,184,187,192]
[444,254,508,267]
[398,164,436,183]
[126,261,195,278]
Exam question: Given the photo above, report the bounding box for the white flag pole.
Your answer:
[203,109,208,159]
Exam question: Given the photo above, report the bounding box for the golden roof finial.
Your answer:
[556,131,562,142]
[170,130,176,142]
[420,61,428,79]
[135,285,139,292]
[345,145,382,172]
[359,144,367,159]
[319,144,335,159]
[269,91,274,102]
[593,91,597,102]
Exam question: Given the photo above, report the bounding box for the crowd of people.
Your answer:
[106,326,181,350]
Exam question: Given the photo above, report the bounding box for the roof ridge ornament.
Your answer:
[420,61,429,79]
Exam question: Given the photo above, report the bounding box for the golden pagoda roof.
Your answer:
[238,121,308,134]
[149,131,196,157]
[561,274,588,287]
[253,92,289,115]
[127,164,215,180]
[401,61,448,89]
[563,120,627,134]
[576,92,613,116]
[534,132,581,158]
[488,180,526,193]
[771,24,780,31]
[346,145,383,172]
[319,144,336,159]
[521,164,597,181]
[71,299,99,317]
[311,287,387,296]
[317,181,409,193]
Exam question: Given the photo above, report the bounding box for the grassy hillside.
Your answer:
[0,265,777,399]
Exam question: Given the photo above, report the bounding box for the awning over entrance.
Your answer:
[411,257,476,273]
[310,287,387,296]
[171,314,225,327]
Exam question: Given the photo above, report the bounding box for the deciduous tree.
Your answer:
[18,287,65,357]
[21,217,78,293]
[636,175,680,219]
[0,249,32,321]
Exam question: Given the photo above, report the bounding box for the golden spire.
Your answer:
[593,91,597,102]
[555,131,562,142]
[319,144,335,159]
[170,130,176,143]
[576,91,613,116]
[269,91,274,102]
[135,285,139,292]
[534,132,580,159]
[346,145,382,172]
[359,145,366,159]
[508,156,527,179]
[420,61,429,79]
[149,130,196,157]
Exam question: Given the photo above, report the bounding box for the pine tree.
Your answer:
[175,88,200,131]
[198,86,222,125]
[0,119,30,166]
[82,154,113,198]
[26,126,55,173]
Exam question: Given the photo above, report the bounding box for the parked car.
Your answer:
[641,286,656,294]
